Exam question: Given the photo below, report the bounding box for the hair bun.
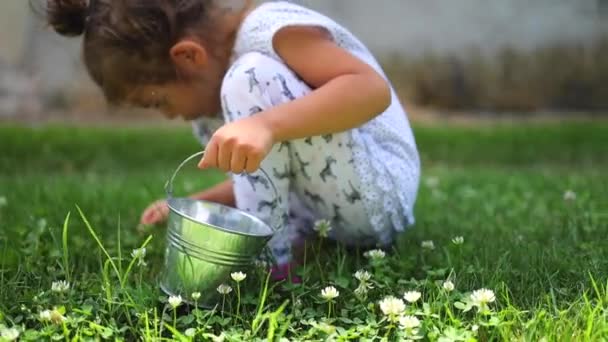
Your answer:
[47,0,88,36]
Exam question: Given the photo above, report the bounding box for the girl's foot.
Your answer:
[270,262,302,284]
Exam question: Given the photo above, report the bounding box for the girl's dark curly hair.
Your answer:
[46,0,225,104]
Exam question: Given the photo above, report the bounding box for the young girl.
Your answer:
[47,0,420,275]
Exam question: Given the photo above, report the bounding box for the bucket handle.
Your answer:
[164,151,281,232]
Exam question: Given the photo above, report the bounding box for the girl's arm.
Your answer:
[190,179,235,207]
[200,27,391,173]
[261,26,392,142]
[140,179,235,225]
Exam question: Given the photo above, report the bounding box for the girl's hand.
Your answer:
[140,199,169,225]
[198,116,275,174]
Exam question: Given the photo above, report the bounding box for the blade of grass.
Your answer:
[62,212,71,283]
[117,214,123,278]
[252,270,273,334]
[77,205,122,288]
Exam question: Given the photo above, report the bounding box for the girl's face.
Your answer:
[130,4,253,120]
[48,0,254,120]
[77,2,253,120]
[127,41,228,121]
[131,79,222,121]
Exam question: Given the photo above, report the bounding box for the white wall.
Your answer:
[2,0,607,64]
[0,0,606,111]
[288,0,607,57]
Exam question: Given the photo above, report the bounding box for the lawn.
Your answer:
[0,121,607,341]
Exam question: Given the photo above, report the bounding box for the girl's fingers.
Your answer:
[141,211,156,225]
[140,201,168,225]
[217,140,233,172]
[245,152,262,173]
[230,147,247,174]
[154,204,165,216]
[199,140,219,169]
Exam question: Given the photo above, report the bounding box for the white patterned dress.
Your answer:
[192,1,420,264]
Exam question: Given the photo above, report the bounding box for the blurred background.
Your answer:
[0,0,607,124]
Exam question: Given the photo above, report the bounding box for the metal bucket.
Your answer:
[159,151,277,307]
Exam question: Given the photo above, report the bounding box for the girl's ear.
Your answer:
[170,40,208,74]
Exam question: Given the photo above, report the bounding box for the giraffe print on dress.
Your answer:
[273,165,295,180]
[227,62,242,79]
[222,94,234,120]
[273,73,296,100]
[245,174,271,191]
[258,198,279,212]
[331,204,346,227]
[294,152,311,180]
[322,134,334,143]
[245,67,261,93]
[213,49,417,265]
[280,213,290,227]
[304,190,326,209]
[278,141,291,153]
[320,156,337,182]
[249,106,263,115]
[343,180,362,204]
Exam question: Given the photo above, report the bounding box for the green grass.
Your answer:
[0,122,607,341]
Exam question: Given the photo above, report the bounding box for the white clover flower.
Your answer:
[204,333,226,342]
[316,322,336,335]
[48,309,67,324]
[354,270,372,282]
[355,279,374,293]
[191,292,201,301]
[131,247,147,267]
[185,328,196,337]
[399,315,421,330]
[421,240,435,250]
[379,296,406,322]
[425,177,440,188]
[217,284,232,295]
[472,324,479,332]
[230,271,247,283]
[403,290,422,303]
[131,247,146,259]
[168,295,182,309]
[563,190,577,201]
[37,218,47,230]
[0,196,7,207]
[470,288,495,308]
[313,219,333,238]
[354,284,369,298]
[1,327,20,341]
[254,259,269,269]
[443,280,455,292]
[51,280,70,293]
[40,310,52,322]
[452,236,464,245]
[320,286,339,301]
[364,249,386,260]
